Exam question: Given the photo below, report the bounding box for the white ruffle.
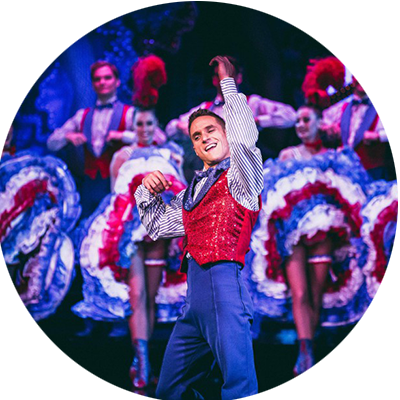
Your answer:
[156,281,188,304]
[0,166,59,217]
[285,205,349,251]
[79,199,130,302]
[114,155,180,194]
[0,208,58,265]
[249,166,366,306]
[361,183,397,298]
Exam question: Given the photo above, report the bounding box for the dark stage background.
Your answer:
[11,2,333,159]
[7,2,356,397]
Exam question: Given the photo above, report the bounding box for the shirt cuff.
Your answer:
[220,77,237,97]
[378,129,388,142]
[134,184,160,206]
[122,130,136,143]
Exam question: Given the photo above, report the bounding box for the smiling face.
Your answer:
[190,115,230,169]
[134,110,157,146]
[353,62,379,97]
[295,107,321,144]
[0,114,14,150]
[91,65,120,101]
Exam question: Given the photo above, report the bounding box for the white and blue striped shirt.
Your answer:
[134,77,264,240]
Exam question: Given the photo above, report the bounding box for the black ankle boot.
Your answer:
[293,339,315,376]
[131,339,150,389]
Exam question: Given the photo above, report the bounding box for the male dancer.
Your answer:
[47,60,166,218]
[135,56,263,399]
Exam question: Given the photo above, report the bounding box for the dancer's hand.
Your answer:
[143,170,172,195]
[106,130,124,142]
[209,56,236,81]
[320,122,341,140]
[363,130,379,145]
[65,132,87,147]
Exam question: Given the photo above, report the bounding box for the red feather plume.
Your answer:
[301,57,345,109]
[131,54,167,108]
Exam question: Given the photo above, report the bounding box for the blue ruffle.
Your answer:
[357,180,398,330]
[246,148,372,326]
[73,145,187,322]
[1,152,80,320]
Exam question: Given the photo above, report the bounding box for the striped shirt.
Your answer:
[134,77,264,240]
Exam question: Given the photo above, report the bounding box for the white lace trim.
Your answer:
[249,167,367,306]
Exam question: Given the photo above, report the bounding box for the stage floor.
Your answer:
[8,315,397,400]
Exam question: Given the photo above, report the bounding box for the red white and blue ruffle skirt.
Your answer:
[1,152,81,320]
[244,148,395,326]
[358,181,398,330]
[72,146,187,323]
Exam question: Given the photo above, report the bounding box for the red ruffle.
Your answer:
[0,179,56,241]
[370,200,398,283]
[264,180,362,292]
[98,173,186,282]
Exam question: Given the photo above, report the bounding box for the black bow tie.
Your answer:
[95,103,114,110]
[351,97,370,107]
[194,168,214,180]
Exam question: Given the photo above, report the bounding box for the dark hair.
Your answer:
[298,103,323,120]
[188,108,226,135]
[90,60,120,81]
[353,56,381,75]
[133,106,157,119]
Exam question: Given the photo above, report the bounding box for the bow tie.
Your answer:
[193,157,230,182]
[95,103,114,110]
[351,97,370,107]
[194,168,214,180]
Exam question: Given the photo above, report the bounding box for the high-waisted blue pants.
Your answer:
[156,259,258,400]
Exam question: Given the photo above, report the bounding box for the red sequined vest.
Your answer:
[182,170,260,268]
[341,102,387,170]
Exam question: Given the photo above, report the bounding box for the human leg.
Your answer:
[128,245,151,388]
[285,244,313,339]
[285,244,315,375]
[156,261,215,400]
[196,261,258,400]
[307,238,332,386]
[143,239,167,336]
[307,237,332,335]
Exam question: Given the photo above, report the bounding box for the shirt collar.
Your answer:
[95,95,118,107]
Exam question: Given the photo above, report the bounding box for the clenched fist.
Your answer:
[209,55,236,81]
[65,132,87,147]
[143,170,172,195]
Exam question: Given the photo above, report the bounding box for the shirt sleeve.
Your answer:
[248,94,296,129]
[134,185,186,240]
[46,109,85,152]
[221,78,264,211]
[322,100,345,125]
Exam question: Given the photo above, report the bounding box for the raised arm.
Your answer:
[248,94,296,129]
[210,56,263,211]
[134,171,185,240]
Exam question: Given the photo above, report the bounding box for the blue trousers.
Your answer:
[156,259,258,400]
